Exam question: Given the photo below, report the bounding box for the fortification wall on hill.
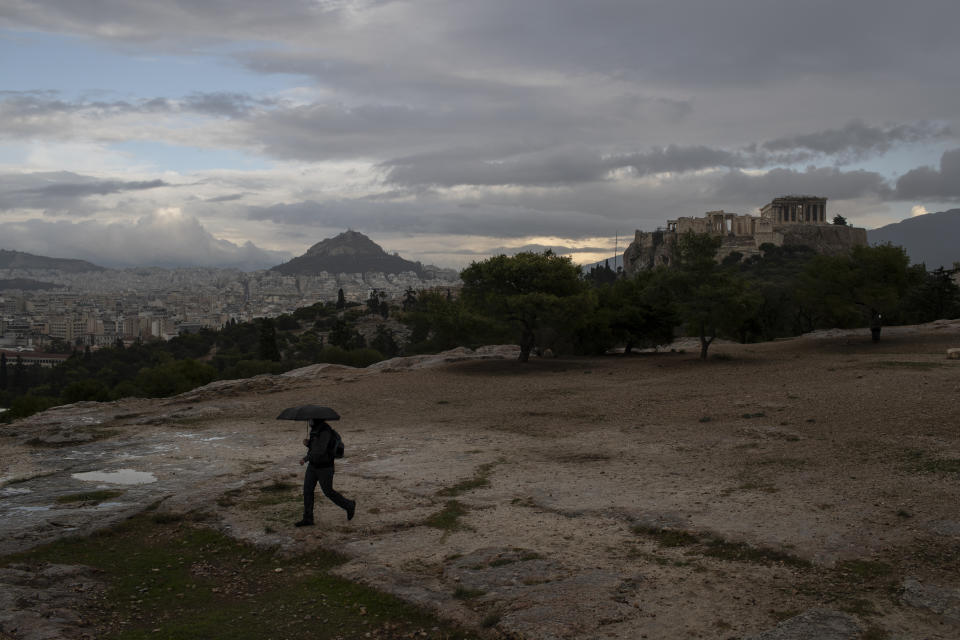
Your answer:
[623,222,867,275]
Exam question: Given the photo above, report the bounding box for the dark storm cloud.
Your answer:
[715,167,893,203]
[895,149,960,200]
[0,0,364,45]
[246,198,618,239]
[204,193,247,203]
[762,121,953,160]
[382,146,749,188]
[4,0,960,254]
[0,171,169,212]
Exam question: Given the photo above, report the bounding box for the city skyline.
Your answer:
[2,1,960,269]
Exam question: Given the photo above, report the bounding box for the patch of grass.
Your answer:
[873,361,941,369]
[754,457,809,470]
[259,479,297,492]
[632,524,809,568]
[902,449,960,474]
[698,416,712,423]
[552,452,612,463]
[436,400,450,405]
[452,585,486,600]
[150,512,185,524]
[488,550,542,567]
[712,352,732,361]
[741,412,766,419]
[24,428,120,448]
[720,481,778,496]
[56,490,124,505]
[837,559,893,581]
[703,537,810,568]
[480,611,501,628]
[216,488,242,508]
[424,500,468,531]
[437,463,495,497]
[840,597,877,616]
[632,525,699,548]
[861,625,890,640]
[3,470,59,486]
[770,609,801,622]
[1,515,480,640]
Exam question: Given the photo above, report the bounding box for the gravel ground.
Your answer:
[2,322,959,639]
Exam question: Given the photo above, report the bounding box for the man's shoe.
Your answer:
[346,500,356,521]
[294,519,314,527]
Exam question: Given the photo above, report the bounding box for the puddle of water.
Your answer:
[96,502,126,509]
[1,487,32,496]
[71,469,157,485]
[200,436,227,442]
[14,506,51,512]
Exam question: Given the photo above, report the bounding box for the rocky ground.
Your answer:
[2,324,960,640]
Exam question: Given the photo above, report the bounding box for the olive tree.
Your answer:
[460,251,592,362]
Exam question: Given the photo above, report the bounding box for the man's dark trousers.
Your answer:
[302,463,351,521]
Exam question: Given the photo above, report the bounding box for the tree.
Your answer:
[328,319,351,349]
[584,260,618,286]
[832,215,847,226]
[897,265,960,324]
[13,356,24,390]
[580,271,676,355]
[0,352,6,390]
[366,290,384,315]
[401,290,502,353]
[738,243,819,339]
[257,318,281,361]
[672,232,761,359]
[336,288,346,309]
[371,325,400,358]
[460,251,591,362]
[134,359,218,397]
[797,243,911,339]
[402,288,418,312]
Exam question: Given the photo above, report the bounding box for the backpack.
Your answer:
[307,428,344,466]
[330,428,345,459]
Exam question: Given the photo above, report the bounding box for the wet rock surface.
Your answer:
[0,563,103,640]
[901,578,960,623]
[745,609,862,639]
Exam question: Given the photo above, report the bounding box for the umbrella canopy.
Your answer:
[276,405,340,421]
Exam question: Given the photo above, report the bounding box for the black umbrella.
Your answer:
[276,405,340,421]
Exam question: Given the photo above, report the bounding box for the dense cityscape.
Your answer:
[0,265,459,357]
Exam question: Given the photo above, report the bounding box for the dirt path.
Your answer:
[2,325,960,639]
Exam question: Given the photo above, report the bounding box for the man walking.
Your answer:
[296,418,356,527]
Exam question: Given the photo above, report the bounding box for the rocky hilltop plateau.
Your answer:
[2,324,960,639]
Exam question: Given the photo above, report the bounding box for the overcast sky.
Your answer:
[1,0,959,269]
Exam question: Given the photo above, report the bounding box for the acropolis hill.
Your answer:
[623,195,868,275]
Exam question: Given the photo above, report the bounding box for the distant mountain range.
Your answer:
[0,249,104,273]
[270,230,428,276]
[867,209,960,269]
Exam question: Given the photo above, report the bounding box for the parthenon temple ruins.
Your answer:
[623,195,868,275]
